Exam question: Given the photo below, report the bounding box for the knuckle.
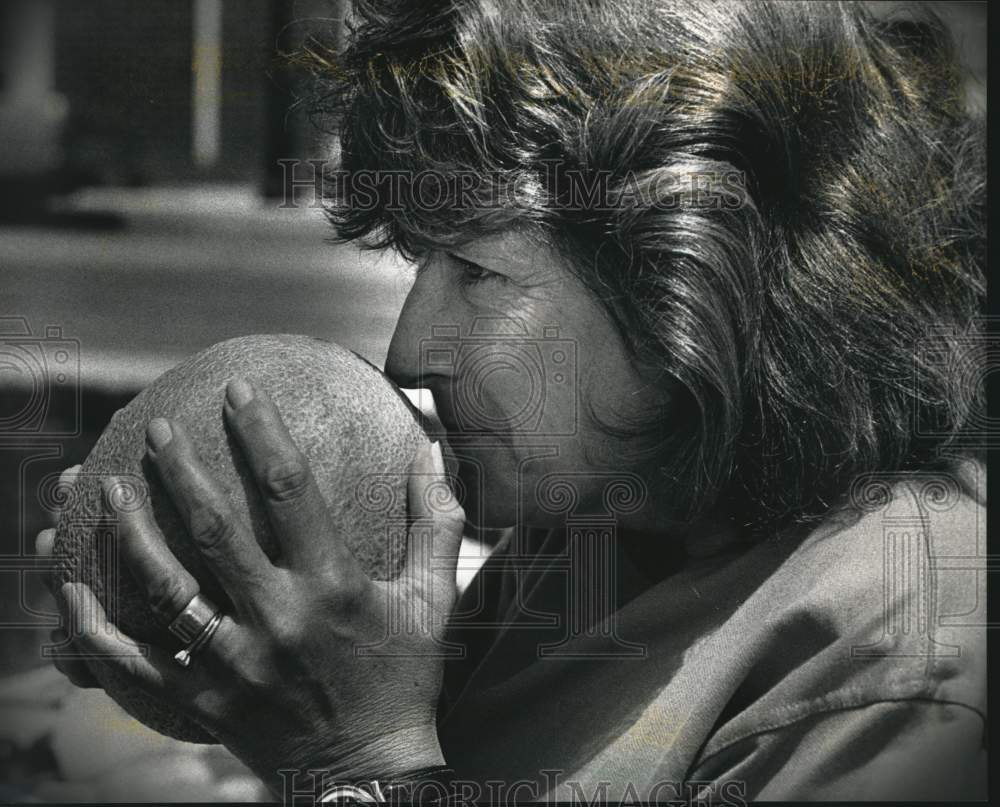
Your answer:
[120,655,151,684]
[227,631,271,689]
[235,401,274,434]
[265,613,304,650]
[437,502,467,530]
[261,457,311,502]
[188,502,236,553]
[233,658,272,693]
[66,664,98,688]
[146,574,193,622]
[324,576,370,618]
[190,685,236,725]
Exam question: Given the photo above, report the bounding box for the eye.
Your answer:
[450,254,505,287]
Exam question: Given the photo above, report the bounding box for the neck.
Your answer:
[617,505,746,581]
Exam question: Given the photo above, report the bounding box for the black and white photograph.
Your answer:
[0,0,990,802]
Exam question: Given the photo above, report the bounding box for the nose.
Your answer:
[384,258,448,389]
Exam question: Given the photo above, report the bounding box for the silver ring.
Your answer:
[173,611,223,668]
[168,592,224,668]
[167,592,220,643]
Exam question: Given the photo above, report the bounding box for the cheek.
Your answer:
[442,293,572,434]
[454,344,538,431]
[452,344,576,437]
[445,429,591,528]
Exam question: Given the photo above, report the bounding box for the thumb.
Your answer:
[403,441,465,603]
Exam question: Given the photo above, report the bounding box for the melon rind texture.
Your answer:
[52,335,428,743]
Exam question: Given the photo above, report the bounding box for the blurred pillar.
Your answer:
[2,0,55,98]
[0,0,67,177]
[192,0,224,168]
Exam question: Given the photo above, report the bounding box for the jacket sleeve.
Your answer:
[687,699,986,801]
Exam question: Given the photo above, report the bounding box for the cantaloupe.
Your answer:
[52,335,429,743]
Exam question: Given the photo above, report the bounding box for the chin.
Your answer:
[457,470,514,529]
[445,454,517,529]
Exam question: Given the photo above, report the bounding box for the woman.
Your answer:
[38,0,986,801]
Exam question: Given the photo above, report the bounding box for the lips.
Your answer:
[421,386,458,437]
[411,395,465,483]
[421,385,515,446]
[412,405,446,441]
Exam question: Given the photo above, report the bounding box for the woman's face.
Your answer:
[384,230,673,531]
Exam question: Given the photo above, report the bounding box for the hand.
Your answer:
[46,379,466,796]
[36,464,102,690]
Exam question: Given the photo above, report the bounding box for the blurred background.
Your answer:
[0,0,987,801]
[0,0,412,800]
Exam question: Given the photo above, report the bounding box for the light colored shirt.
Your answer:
[438,461,986,801]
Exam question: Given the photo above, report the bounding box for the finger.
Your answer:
[36,527,55,557]
[59,464,82,492]
[60,581,212,700]
[53,657,101,688]
[102,479,256,679]
[223,378,360,575]
[102,475,207,624]
[36,528,60,596]
[49,628,101,688]
[403,441,465,605]
[144,418,274,598]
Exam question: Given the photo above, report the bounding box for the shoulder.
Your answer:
[699,458,986,760]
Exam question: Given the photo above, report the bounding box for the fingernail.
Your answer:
[430,441,445,476]
[35,527,55,557]
[227,378,254,408]
[146,418,172,451]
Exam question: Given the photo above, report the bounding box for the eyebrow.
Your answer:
[445,250,481,266]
